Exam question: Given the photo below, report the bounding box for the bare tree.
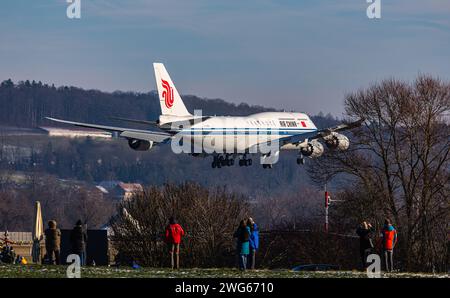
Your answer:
[307,75,450,272]
[253,187,322,229]
[110,182,249,267]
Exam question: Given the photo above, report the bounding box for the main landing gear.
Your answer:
[211,154,253,168]
[296,155,306,165]
[238,155,252,167]
[211,154,235,168]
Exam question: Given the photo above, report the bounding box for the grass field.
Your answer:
[0,265,448,278]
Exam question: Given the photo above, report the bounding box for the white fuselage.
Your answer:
[161,112,318,154]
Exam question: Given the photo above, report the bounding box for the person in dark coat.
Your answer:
[356,221,374,269]
[44,220,61,265]
[70,220,88,266]
[233,219,251,271]
[247,217,259,270]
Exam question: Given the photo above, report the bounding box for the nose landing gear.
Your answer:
[296,155,306,165]
[262,163,273,169]
[211,154,237,168]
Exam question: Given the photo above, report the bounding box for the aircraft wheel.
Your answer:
[212,161,217,168]
[239,159,244,167]
[248,159,252,166]
[230,159,235,166]
[297,157,305,165]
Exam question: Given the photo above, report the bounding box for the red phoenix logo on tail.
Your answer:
[161,79,174,109]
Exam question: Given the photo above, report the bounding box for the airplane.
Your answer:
[46,63,364,169]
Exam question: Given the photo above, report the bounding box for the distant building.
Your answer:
[0,144,34,163]
[98,180,122,191]
[97,181,143,201]
[112,183,144,201]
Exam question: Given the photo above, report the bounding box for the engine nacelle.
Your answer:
[324,132,349,151]
[300,140,324,158]
[128,139,153,151]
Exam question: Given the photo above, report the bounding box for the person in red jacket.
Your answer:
[165,216,185,269]
[381,218,398,272]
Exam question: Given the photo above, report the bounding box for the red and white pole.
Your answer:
[324,187,330,232]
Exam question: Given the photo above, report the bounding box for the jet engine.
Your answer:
[300,140,324,158]
[128,139,153,151]
[323,132,349,151]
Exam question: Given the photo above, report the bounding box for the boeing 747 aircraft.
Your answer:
[46,63,363,169]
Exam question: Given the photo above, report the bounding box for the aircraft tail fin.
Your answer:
[153,63,192,117]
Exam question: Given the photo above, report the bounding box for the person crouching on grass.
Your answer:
[234,219,251,271]
[165,216,185,270]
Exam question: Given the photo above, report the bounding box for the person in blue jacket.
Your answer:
[247,217,259,269]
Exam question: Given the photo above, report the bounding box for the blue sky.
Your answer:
[1,0,449,116]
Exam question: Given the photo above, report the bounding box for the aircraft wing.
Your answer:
[45,117,171,143]
[279,118,365,146]
[109,116,158,126]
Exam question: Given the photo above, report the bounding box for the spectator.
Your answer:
[356,221,374,269]
[70,220,88,266]
[44,220,61,265]
[234,219,250,271]
[1,231,12,246]
[1,245,16,264]
[165,217,185,269]
[381,218,398,272]
[15,255,28,265]
[247,217,259,269]
[0,231,15,264]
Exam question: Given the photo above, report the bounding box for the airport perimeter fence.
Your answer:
[109,229,361,270]
[257,230,360,270]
